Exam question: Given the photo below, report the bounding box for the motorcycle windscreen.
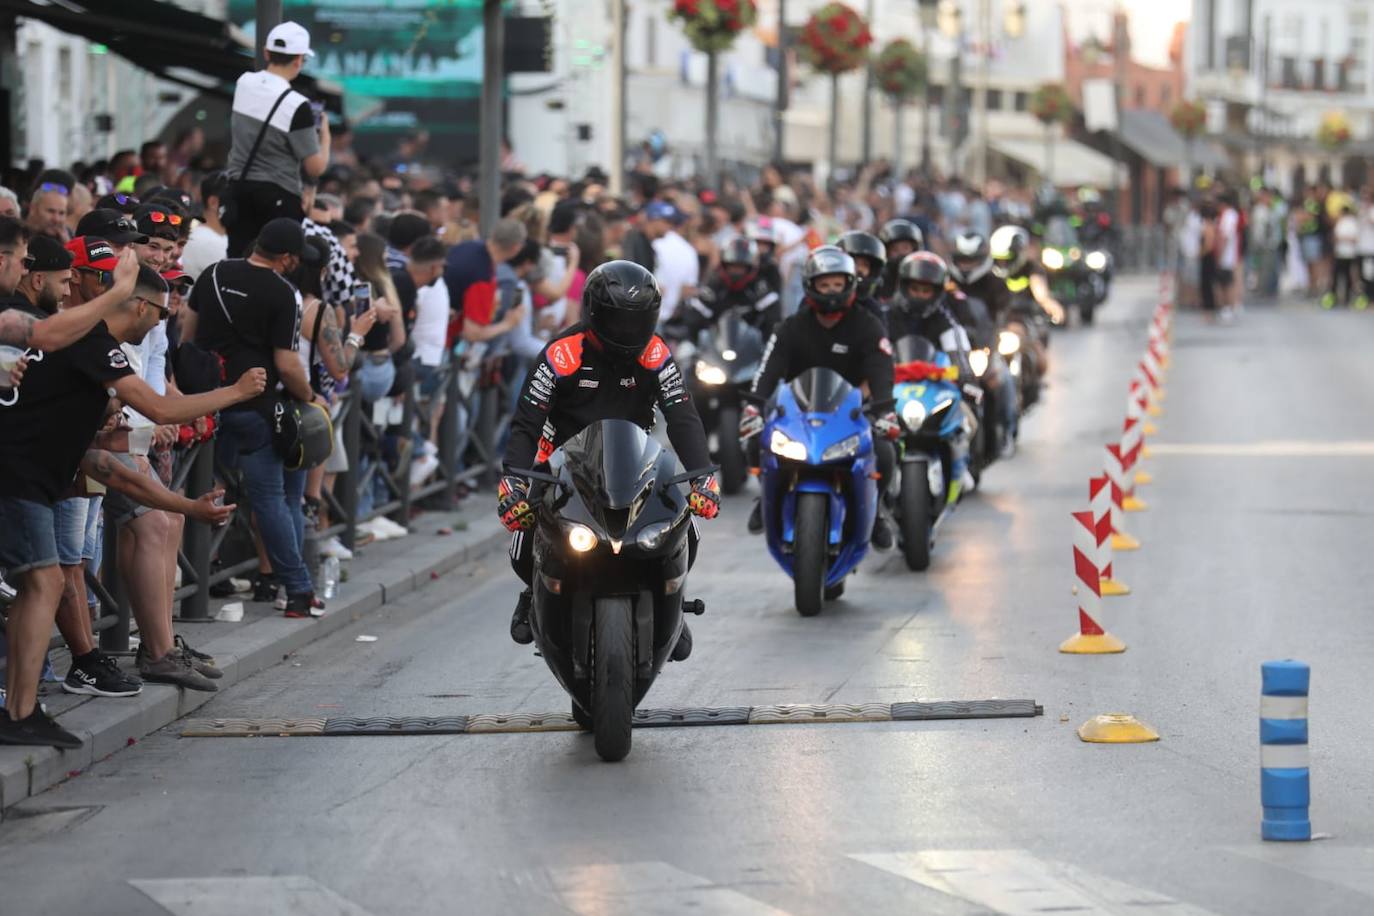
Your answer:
[892,335,938,365]
[715,313,765,364]
[788,367,854,414]
[561,419,662,535]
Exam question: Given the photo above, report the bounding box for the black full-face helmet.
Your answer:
[719,236,760,291]
[801,246,858,315]
[837,230,886,299]
[582,260,662,360]
[879,218,925,260]
[896,251,949,318]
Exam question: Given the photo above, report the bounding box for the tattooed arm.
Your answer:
[0,250,138,351]
[81,449,236,524]
[316,300,373,381]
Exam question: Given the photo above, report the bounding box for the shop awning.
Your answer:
[0,0,342,108]
[989,136,1121,188]
[1117,110,1229,171]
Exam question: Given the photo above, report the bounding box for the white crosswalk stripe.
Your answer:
[850,849,1219,915]
[129,876,374,916]
[1229,846,1374,899]
[545,860,792,916]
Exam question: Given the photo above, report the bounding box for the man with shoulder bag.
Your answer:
[184,218,326,617]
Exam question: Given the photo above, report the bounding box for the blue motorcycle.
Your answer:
[758,368,878,616]
[892,336,972,571]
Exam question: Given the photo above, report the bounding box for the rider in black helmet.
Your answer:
[838,229,888,322]
[739,246,900,550]
[671,236,782,339]
[500,260,718,651]
[888,252,975,382]
[878,219,925,301]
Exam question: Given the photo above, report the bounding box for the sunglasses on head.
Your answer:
[111,193,138,207]
[144,210,183,226]
[39,182,70,196]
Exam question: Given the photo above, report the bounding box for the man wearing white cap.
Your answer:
[224,21,331,258]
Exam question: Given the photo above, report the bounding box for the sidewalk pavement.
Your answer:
[0,505,507,815]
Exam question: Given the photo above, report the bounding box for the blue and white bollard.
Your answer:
[1261,659,1311,841]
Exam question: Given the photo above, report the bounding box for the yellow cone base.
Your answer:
[1147,406,1164,418]
[1077,713,1160,743]
[1122,496,1149,512]
[1059,632,1127,654]
[1143,423,1159,436]
[1111,531,1141,551]
[1141,445,1154,459]
[1099,577,1131,597]
[1134,470,1153,486]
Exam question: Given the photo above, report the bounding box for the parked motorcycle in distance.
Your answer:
[511,420,712,762]
[757,368,878,617]
[891,337,972,571]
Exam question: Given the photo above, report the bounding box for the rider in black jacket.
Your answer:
[838,230,888,323]
[740,246,900,549]
[886,252,975,382]
[499,261,719,651]
[948,233,1018,455]
[878,219,925,301]
[670,236,781,339]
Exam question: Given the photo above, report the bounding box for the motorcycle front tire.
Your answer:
[592,596,635,761]
[717,405,748,495]
[794,492,829,617]
[899,461,933,572]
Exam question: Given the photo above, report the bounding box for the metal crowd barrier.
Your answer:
[82,354,514,652]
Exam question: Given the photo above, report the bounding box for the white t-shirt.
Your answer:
[1334,215,1360,259]
[411,277,452,367]
[180,221,228,281]
[1217,208,1241,270]
[769,217,807,284]
[121,320,168,436]
[651,230,700,320]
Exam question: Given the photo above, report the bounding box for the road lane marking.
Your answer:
[850,850,1218,915]
[546,861,792,915]
[1228,846,1374,899]
[129,876,373,916]
[1147,441,1374,457]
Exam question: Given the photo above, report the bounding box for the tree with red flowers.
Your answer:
[669,0,759,184]
[799,2,872,171]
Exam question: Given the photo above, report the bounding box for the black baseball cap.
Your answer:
[257,218,321,262]
[24,234,75,272]
[134,204,180,241]
[77,208,149,245]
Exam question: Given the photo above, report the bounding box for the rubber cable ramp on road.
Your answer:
[181,699,1042,737]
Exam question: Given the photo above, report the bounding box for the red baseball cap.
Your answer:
[161,267,190,285]
[66,235,119,271]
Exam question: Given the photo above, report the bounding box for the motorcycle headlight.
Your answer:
[969,348,989,377]
[821,433,862,462]
[636,520,675,551]
[1041,249,1065,270]
[997,330,1021,356]
[1085,250,1108,271]
[901,400,927,430]
[567,524,599,553]
[769,429,809,462]
[721,349,738,362]
[694,362,728,386]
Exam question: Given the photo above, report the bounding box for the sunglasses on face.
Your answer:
[135,295,171,318]
[39,182,70,196]
[144,210,183,226]
[78,266,114,287]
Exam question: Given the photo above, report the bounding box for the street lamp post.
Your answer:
[862,0,876,164]
[918,0,938,174]
[479,0,503,236]
[773,0,788,164]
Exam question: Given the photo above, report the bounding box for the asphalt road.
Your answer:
[6,278,1374,916]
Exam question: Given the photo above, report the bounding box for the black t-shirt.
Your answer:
[190,258,301,413]
[0,301,134,504]
[389,268,419,339]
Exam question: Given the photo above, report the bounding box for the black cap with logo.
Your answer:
[23,235,75,272]
[76,208,149,245]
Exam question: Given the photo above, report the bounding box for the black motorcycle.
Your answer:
[1000,293,1049,414]
[683,311,766,494]
[513,420,711,762]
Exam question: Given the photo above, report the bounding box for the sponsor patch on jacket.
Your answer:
[578,379,599,388]
[831,342,849,354]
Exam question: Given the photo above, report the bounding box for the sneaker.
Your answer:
[510,588,533,645]
[1356,295,1370,312]
[62,651,143,698]
[174,635,222,679]
[1320,292,1336,309]
[373,516,409,538]
[357,518,397,542]
[670,620,693,661]
[747,499,764,535]
[871,512,895,551]
[409,453,440,487]
[251,573,280,603]
[319,537,354,560]
[0,706,83,749]
[282,592,326,619]
[138,650,218,692]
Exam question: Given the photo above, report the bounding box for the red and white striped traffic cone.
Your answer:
[1104,444,1142,551]
[1125,392,1153,486]
[1149,319,1171,370]
[1090,475,1130,596]
[1060,510,1127,654]
[1132,361,1164,424]
[1108,441,1148,513]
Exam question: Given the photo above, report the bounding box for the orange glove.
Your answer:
[688,474,721,519]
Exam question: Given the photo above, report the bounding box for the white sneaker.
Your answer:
[417,439,438,458]
[374,516,409,538]
[409,453,440,487]
[319,537,354,560]
[357,518,395,541]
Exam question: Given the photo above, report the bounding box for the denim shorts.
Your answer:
[415,362,447,399]
[83,495,103,561]
[0,496,60,576]
[53,497,91,566]
[100,453,156,528]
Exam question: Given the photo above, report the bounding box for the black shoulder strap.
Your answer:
[310,299,327,352]
[238,86,294,183]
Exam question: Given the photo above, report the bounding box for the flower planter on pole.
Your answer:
[799,2,871,176]
[669,0,758,187]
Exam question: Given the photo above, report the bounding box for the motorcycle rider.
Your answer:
[991,225,1066,326]
[499,261,719,655]
[837,230,888,323]
[949,231,1010,328]
[670,236,781,338]
[877,219,925,301]
[947,234,1019,456]
[740,246,899,549]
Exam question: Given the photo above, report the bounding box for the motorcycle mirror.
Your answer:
[662,465,721,488]
[507,467,564,488]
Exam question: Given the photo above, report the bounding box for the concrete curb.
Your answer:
[0,523,508,814]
